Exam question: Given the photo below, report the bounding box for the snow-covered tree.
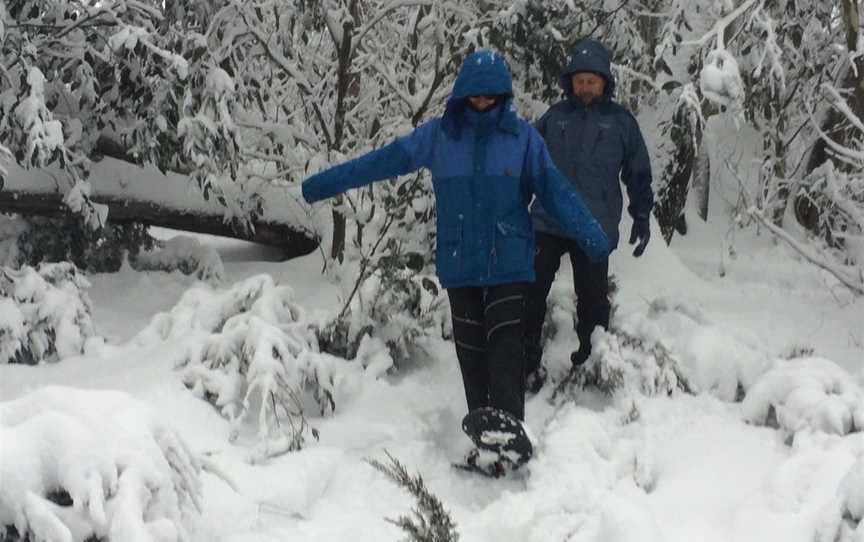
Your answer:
[0,262,96,365]
[142,274,403,460]
[0,1,312,249]
[0,0,191,227]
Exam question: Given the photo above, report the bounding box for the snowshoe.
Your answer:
[451,448,511,478]
[460,407,533,468]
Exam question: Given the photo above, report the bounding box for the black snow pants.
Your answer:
[447,282,527,421]
[524,231,610,373]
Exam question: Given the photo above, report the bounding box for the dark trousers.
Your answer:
[524,231,610,373]
[447,282,527,421]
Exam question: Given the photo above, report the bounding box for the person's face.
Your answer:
[467,95,497,112]
[571,72,605,105]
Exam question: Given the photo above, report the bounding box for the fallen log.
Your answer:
[0,157,319,260]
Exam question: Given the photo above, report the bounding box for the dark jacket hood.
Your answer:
[559,39,616,101]
[443,49,519,138]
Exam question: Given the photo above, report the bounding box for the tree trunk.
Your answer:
[326,2,360,264]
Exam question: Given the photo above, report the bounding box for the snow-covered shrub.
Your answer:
[0,386,201,542]
[554,325,693,401]
[629,297,769,400]
[742,358,864,437]
[0,263,95,365]
[14,217,156,273]
[553,295,772,402]
[319,267,447,368]
[132,236,224,283]
[148,275,343,460]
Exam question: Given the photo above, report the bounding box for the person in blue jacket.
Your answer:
[302,49,608,425]
[524,39,654,392]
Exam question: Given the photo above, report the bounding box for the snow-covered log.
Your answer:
[0,160,317,259]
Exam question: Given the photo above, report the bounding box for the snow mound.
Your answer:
[0,386,201,542]
[519,405,663,542]
[0,263,96,365]
[837,458,864,532]
[632,296,770,400]
[561,295,771,400]
[742,358,864,437]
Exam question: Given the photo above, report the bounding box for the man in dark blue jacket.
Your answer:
[303,50,608,435]
[524,39,654,392]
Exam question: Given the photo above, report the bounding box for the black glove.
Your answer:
[628,218,650,257]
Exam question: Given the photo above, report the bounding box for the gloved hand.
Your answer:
[628,218,650,257]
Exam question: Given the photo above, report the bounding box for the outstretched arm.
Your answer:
[302,121,438,203]
[525,127,609,261]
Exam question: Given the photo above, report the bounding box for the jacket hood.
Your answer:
[559,39,616,100]
[443,49,519,138]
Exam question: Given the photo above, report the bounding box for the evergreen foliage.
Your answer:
[150,274,332,459]
[133,235,224,282]
[367,451,460,542]
[0,262,95,365]
[15,217,155,273]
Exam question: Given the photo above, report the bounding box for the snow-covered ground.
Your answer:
[2,183,863,541]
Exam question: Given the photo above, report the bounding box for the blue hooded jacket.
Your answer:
[303,49,609,288]
[531,39,654,250]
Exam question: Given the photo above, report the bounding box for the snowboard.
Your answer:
[452,407,533,478]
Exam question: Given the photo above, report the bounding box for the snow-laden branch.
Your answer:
[352,0,435,53]
[820,84,864,135]
[804,85,864,243]
[729,162,864,295]
[613,64,663,92]
[680,0,761,48]
[822,165,864,236]
[370,59,424,112]
[748,206,863,295]
[324,4,346,48]
[240,14,314,96]
[0,143,12,185]
[751,9,785,90]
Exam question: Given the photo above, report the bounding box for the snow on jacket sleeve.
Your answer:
[525,126,610,262]
[301,121,438,203]
[621,112,654,221]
